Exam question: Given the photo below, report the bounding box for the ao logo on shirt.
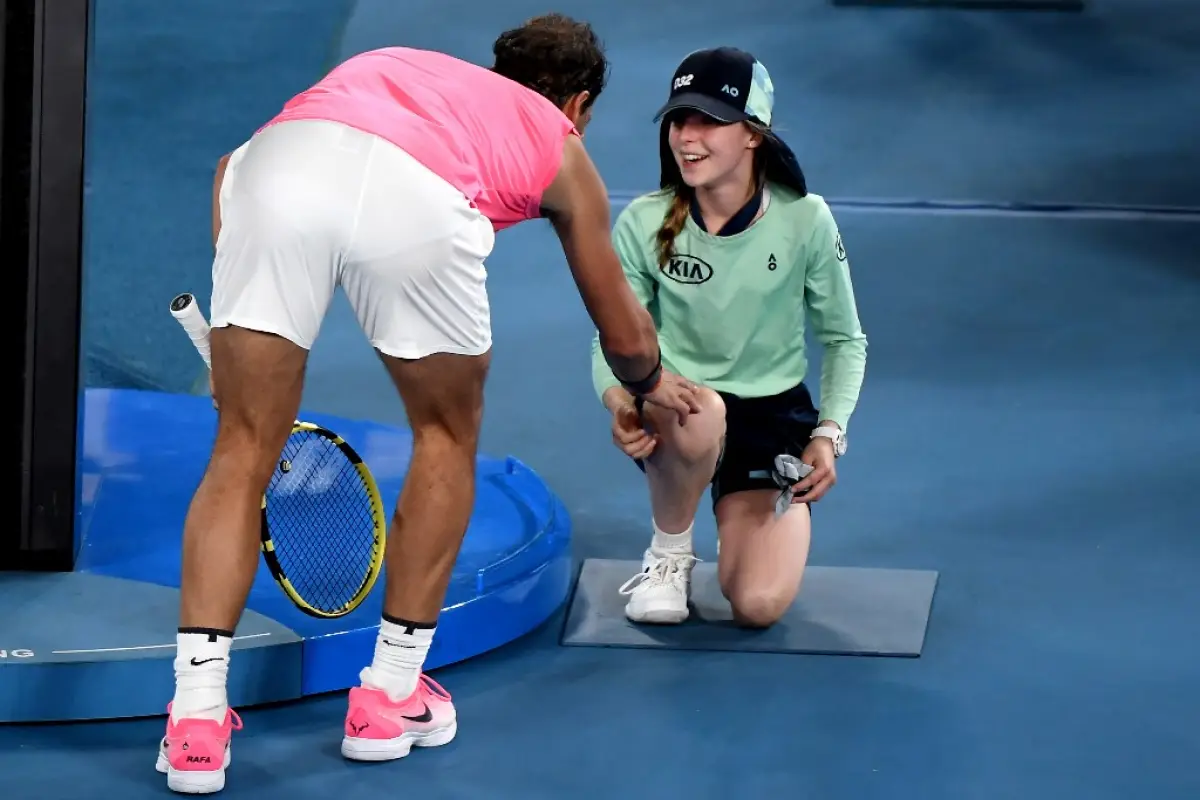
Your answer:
[661,254,714,285]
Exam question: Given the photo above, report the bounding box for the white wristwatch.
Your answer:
[810,425,847,458]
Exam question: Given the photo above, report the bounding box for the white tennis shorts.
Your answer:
[211,119,496,358]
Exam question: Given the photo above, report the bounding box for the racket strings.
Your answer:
[265,431,382,613]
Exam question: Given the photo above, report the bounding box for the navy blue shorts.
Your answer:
[634,382,821,511]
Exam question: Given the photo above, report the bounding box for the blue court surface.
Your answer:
[5,0,1200,798]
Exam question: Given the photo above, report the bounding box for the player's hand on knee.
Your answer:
[794,438,837,503]
[641,371,702,425]
[611,402,658,460]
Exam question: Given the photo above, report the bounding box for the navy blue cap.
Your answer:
[656,47,807,196]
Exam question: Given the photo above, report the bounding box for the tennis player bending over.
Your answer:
[591,48,868,629]
[160,16,700,795]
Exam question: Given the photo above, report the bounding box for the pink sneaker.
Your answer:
[341,673,458,761]
[155,704,243,794]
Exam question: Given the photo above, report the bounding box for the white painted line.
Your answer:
[606,192,1200,222]
[51,632,272,655]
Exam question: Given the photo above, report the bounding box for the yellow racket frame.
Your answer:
[259,421,388,619]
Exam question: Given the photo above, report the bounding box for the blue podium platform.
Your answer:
[1,389,573,723]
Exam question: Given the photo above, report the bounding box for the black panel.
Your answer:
[2,0,90,571]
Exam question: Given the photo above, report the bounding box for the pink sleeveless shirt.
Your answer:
[261,47,579,231]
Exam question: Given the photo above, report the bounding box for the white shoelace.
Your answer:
[618,553,700,596]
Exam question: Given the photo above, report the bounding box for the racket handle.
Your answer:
[170,292,213,370]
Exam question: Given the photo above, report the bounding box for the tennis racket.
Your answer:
[169,292,388,619]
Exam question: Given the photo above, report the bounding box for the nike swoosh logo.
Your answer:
[190,657,224,666]
[401,704,432,723]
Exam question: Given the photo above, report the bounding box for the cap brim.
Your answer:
[653,92,750,124]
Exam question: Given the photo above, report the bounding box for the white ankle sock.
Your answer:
[651,519,694,556]
[171,628,233,723]
[359,617,435,702]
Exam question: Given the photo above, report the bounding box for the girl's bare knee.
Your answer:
[727,588,792,629]
[693,387,726,418]
[647,387,726,463]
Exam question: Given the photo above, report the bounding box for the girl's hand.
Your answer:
[792,438,837,503]
[611,402,658,460]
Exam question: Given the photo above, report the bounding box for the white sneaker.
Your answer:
[618,549,698,624]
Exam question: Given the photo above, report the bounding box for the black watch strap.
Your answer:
[620,354,663,397]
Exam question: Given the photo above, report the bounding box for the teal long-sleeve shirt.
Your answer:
[590,184,868,430]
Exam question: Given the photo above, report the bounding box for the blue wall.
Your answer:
[80,0,1200,402]
[80,0,352,395]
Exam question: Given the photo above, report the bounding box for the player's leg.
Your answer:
[170,324,308,682]
[377,351,490,623]
[619,388,725,624]
[711,384,819,628]
[159,327,307,795]
[332,139,496,761]
[158,120,351,794]
[340,348,489,761]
